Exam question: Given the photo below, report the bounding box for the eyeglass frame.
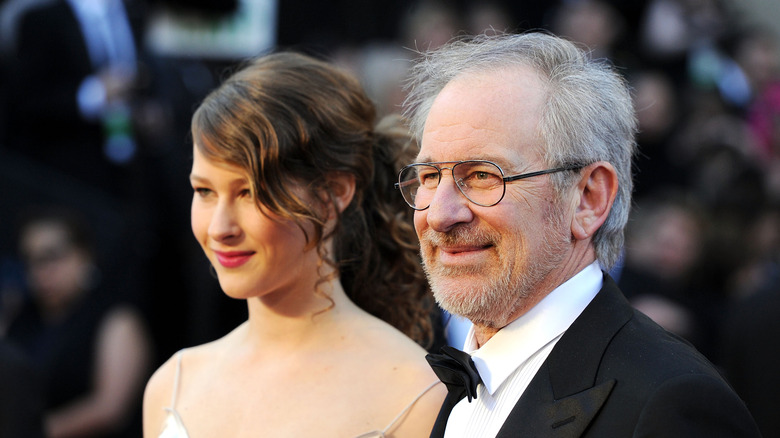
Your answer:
[394,160,585,210]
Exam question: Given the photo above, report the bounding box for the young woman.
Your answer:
[142,52,445,437]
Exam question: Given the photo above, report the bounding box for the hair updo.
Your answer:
[192,52,433,346]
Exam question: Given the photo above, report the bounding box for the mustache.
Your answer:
[420,225,499,248]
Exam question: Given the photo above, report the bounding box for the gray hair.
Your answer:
[403,32,637,270]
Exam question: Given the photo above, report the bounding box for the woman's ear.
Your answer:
[326,172,356,216]
[571,161,618,241]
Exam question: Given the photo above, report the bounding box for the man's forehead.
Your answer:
[417,68,546,166]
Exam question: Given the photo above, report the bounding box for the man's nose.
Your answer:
[424,172,475,232]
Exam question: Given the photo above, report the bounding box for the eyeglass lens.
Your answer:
[398,161,506,209]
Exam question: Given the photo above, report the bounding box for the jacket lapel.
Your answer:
[496,374,615,437]
[496,275,632,437]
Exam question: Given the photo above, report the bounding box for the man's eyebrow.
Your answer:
[411,156,525,169]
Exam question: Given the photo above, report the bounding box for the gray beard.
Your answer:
[422,208,569,328]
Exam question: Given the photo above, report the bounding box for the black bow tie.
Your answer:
[426,346,483,402]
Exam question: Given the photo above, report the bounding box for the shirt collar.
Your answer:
[464,262,603,395]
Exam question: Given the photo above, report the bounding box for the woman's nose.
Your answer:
[208,201,242,241]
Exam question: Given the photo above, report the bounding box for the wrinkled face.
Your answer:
[190,147,319,300]
[21,222,90,310]
[414,68,573,328]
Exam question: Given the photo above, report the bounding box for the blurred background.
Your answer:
[0,0,778,437]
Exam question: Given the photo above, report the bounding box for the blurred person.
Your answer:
[618,191,710,352]
[738,28,780,197]
[728,202,780,298]
[735,28,780,100]
[2,0,143,195]
[0,0,151,330]
[550,0,646,76]
[637,0,733,93]
[401,31,760,437]
[143,52,446,437]
[672,87,762,203]
[718,27,780,421]
[680,143,771,361]
[630,71,688,198]
[551,0,623,60]
[6,206,153,438]
[639,0,727,63]
[684,140,767,233]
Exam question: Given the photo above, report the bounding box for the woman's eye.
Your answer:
[194,187,212,197]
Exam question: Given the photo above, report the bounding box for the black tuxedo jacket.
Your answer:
[431,275,761,437]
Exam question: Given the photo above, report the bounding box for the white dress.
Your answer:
[157,350,441,438]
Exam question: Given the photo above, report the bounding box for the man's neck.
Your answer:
[472,325,500,349]
[471,291,548,348]
[470,257,599,348]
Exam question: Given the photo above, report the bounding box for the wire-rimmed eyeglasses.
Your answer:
[395,160,584,210]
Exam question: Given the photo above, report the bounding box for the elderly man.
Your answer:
[399,32,760,437]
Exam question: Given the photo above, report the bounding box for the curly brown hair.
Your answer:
[191,52,433,346]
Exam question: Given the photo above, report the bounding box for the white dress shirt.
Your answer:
[443,262,603,438]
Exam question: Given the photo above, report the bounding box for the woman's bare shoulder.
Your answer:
[356,326,446,438]
[143,329,243,437]
[143,349,179,437]
[331,316,445,437]
[142,330,240,433]
[347,318,442,387]
[347,314,431,360]
[146,333,229,385]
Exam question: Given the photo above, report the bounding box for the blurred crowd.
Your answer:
[0,0,778,437]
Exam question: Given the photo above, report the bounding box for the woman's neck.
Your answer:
[240,278,362,352]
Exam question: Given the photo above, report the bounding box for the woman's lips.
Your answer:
[213,250,255,268]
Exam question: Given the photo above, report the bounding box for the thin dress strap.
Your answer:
[381,380,441,434]
[168,350,184,409]
[159,350,189,438]
[353,380,443,438]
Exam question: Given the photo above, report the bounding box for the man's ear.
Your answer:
[325,172,356,216]
[571,161,618,241]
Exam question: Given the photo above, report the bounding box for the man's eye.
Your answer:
[418,171,439,187]
[462,170,501,188]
